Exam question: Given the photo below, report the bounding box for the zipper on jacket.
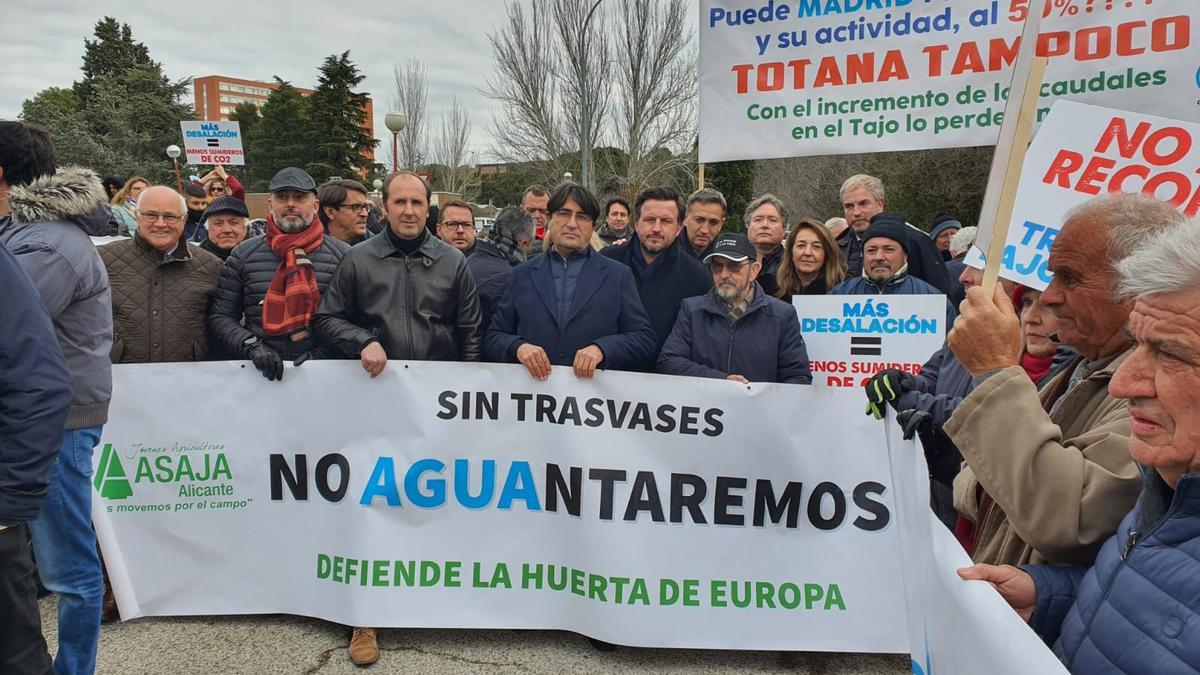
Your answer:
[725,317,738,374]
[404,257,415,360]
[1119,532,1139,561]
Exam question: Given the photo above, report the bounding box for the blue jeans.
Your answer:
[28,427,103,675]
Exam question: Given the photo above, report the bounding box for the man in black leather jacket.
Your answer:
[312,171,483,377]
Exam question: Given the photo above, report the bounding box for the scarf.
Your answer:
[261,214,324,339]
[1020,350,1055,385]
[491,229,527,266]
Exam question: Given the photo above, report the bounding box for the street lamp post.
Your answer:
[166,145,182,194]
[580,0,603,193]
[384,113,407,173]
[562,171,574,183]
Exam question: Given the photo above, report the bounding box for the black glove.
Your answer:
[246,342,284,382]
[897,409,933,441]
[864,369,913,420]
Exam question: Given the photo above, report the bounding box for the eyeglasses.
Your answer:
[440,221,474,231]
[338,203,371,213]
[553,209,594,225]
[208,186,226,194]
[138,212,183,225]
[708,259,749,274]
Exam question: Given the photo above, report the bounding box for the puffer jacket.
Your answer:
[312,230,483,362]
[1024,470,1200,673]
[0,167,113,430]
[208,234,350,360]
[99,234,222,363]
[830,270,956,328]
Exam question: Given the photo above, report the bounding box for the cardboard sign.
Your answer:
[965,101,1200,290]
[795,295,946,389]
[180,120,245,165]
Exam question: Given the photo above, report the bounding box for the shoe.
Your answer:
[101,580,119,622]
[349,627,379,666]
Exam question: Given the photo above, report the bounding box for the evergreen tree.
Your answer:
[228,102,262,187]
[247,80,311,191]
[707,160,756,232]
[304,52,376,181]
[74,17,155,103]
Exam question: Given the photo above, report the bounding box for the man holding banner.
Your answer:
[959,215,1200,673]
[947,194,1184,567]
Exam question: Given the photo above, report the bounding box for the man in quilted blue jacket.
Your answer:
[957,215,1200,674]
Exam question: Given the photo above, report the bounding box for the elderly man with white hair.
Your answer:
[946,193,1186,569]
[959,213,1200,674]
[198,195,250,261]
[99,185,223,363]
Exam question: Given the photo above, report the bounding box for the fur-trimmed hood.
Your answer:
[8,166,110,235]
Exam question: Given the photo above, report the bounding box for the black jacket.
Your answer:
[657,283,812,384]
[208,234,350,361]
[313,231,483,362]
[0,242,72,523]
[600,237,712,371]
[467,239,516,333]
[756,244,784,297]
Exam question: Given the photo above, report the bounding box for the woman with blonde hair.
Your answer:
[775,218,847,297]
[110,175,149,236]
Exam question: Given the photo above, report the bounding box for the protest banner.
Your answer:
[94,361,910,652]
[698,0,1200,162]
[179,120,245,165]
[794,295,947,389]
[965,100,1200,290]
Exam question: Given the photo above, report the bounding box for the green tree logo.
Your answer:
[94,443,134,500]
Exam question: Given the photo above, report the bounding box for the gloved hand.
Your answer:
[246,342,284,382]
[864,368,913,420]
[896,409,933,441]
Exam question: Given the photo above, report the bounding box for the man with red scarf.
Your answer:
[209,167,350,378]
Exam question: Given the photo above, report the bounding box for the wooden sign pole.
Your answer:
[698,162,706,190]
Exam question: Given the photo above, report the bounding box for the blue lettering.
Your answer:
[359,457,401,507]
[497,461,542,511]
[405,458,446,508]
[454,458,495,509]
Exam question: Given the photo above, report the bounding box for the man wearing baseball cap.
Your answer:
[209,167,350,375]
[831,212,956,326]
[657,233,812,384]
[198,195,250,261]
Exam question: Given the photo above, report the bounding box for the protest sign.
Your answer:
[883,417,1068,674]
[94,361,909,652]
[180,120,244,165]
[965,100,1200,290]
[795,295,947,389]
[698,0,1200,162]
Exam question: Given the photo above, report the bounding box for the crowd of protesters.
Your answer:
[2,116,1199,675]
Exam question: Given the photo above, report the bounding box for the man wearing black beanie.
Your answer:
[830,212,956,327]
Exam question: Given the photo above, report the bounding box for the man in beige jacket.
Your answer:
[945,194,1185,567]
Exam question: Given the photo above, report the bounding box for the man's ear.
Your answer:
[750,261,762,277]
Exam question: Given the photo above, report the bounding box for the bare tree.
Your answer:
[607,0,697,193]
[432,98,481,201]
[390,59,427,171]
[484,0,612,192]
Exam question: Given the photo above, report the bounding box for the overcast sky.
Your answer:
[0,1,532,162]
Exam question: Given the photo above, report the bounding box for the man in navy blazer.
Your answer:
[484,182,656,379]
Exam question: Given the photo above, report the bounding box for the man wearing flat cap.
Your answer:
[657,233,812,384]
[198,195,250,262]
[831,212,956,327]
[209,167,350,378]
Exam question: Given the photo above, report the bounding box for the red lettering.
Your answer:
[814,56,843,87]
[950,41,985,75]
[758,62,784,92]
[1142,127,1192,166]
[923,44,949,76]
[1116,21,1147,56]
[1110,164,1150,193]
[731,64,753,94]
[1042,150,1085,188]
[1077,157,1116,195]
[1144,172,1193,206]
[1094,118,1150,158]
[845,53,874,85]
[1075,26,1111,61]
[1151,15,1190,52]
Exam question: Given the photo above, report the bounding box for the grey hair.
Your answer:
[1118,213,1199,299]
[948,226,977,257]
[744,193,789,227]
[1063,193,1186,278]
[839,174,886,202]
[136,185,186,215]
[493,205,535,243]
[687,187,727,212]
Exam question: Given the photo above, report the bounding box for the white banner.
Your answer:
[795,295,946,389]
[965,100,1200,290]
[698,0,1200,162]
[180,120,245,165]
[92,361,1066,668]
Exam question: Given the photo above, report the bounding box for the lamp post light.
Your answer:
[579,0,603,193]
[384,113,407,173]
[166,145,183,194]
[562,171,574,183]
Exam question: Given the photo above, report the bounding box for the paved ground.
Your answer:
[39,597,910,674]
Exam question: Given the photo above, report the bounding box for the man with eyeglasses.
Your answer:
[436,199,477,256]
[210,167,350,379]
[99,186,223,363]
[317,178,371,246]
[485,182,656,380]
[658,233,812,384]
[600,186,711,372]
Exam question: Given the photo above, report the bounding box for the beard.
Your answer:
[716,280,745,302]
[275,212,310,233]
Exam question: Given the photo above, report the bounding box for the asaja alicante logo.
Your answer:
[94,443,134,500]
